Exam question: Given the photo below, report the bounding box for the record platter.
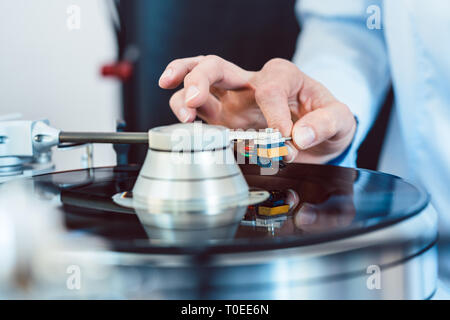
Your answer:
[0,122,439,299]
[0,164,438,299]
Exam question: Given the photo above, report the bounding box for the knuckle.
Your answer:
[184,71,206,88]
[184,72,198,85]
[323,109,338,136]
[264,58,287,68]
[263,58,296,72]
[309,78,324,93]
[204,54,221,63]
[204,55,223,71]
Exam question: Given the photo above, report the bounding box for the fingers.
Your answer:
[292,102,355,150]
[253,59,304,137]
[169,88,221,123]
[169,89,196,123]
[254,83,293,137]
[160,55,251,108]
[161,56,356,156]
[196,94,222,123]
[159,56,204,89]
[183,56,251,109]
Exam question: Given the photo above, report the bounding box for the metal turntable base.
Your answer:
[27,164,438,299]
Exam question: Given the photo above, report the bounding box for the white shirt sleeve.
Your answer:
[292,0,391,167]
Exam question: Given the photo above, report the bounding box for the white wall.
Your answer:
[0,0,121,171]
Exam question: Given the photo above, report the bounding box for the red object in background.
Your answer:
[101,61,133,81]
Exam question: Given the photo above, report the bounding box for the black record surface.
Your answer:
[31,164,429,254]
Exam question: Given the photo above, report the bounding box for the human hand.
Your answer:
[159,56,356,164]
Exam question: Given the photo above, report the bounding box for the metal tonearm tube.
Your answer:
[58,131,149,145]
[1,120,291,159]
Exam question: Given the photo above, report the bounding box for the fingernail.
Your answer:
[178,108,191,123]
[160,68,173,80]
[298,206,317,225]
[185,86,200,103]
[284,144,296,163]
[294,126,315,149]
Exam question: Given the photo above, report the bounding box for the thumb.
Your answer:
[292,102,355,150]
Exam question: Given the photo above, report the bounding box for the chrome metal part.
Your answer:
[0,120,57,182]
[59,131,148,144]
[132,123,268,229]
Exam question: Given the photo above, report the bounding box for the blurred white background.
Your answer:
[0,0,120,170]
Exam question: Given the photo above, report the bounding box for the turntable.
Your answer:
[0,121,439,299]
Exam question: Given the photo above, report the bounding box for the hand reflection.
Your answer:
[294,195,356,233]
[272,168,357,235]
[293,171,357,233]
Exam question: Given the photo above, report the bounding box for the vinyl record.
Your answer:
[29,164,429,255]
